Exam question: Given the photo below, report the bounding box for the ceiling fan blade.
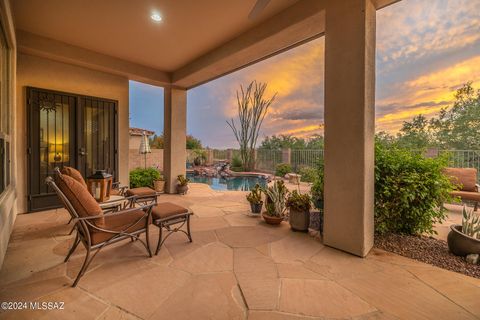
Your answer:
[248,0,271,20]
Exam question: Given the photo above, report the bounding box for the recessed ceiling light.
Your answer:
[151,12,162,22]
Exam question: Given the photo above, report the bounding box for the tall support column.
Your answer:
[164,86,187,193]
[323,0,376,257]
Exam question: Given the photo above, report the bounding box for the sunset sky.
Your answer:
[129,0,480,148]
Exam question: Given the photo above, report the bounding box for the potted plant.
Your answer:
[447,206,480,256]
[177,174,190,195]
[246,184,263,214]
[262,180,288,225]
[153,173,165,193]
[286,190,311,231]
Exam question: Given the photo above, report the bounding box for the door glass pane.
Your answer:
[38,93,71,193]
[84,98,114,178]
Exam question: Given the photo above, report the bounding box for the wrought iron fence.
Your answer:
[291,149,324,172]
[212,149,227,160]
[255,149,282,173]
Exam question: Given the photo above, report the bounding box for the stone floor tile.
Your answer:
[149,272,245,320]
[307,247,384,280]
[276,263,326,280]
[163,230,216,260]
[217,226,286,248]
[338,267,478,320]
[170,242,233,273]
[234,248,279,310]
[248,311,324,320]
[270,232,323,263]
[189,216,230,232]
[405,265,480,316]
[279,278,376,318]
[189,204,225,217]
[92,264,191,319]
[224,213,262,227]
[97,306,141,320]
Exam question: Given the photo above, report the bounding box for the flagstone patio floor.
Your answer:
[0,183,479,319]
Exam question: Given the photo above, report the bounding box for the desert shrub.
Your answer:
[231,155,243,172]
[298,166,317,183]
[310,159,324,209]
[129,167,161,188]
[275,163,292,177]
[374,143,453,235]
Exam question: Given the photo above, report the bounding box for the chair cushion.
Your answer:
[443,167,477,192]
[61,166,88,189]
[152,202,189,220]
[451,190,480,202]
[126,187,156,197]
[56,173,104,226]
[90,209,148,244]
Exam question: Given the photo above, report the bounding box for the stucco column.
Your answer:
[323,0,376,257]
[281,148,291,165]
[164,86,187,193]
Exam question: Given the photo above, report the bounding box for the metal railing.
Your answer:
[291,149,323,172]
[255,149,282,173]
[439,150,480,182]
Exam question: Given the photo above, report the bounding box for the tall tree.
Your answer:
[429,82,480,150]
[227,81,276,171]
[396,114,432,149]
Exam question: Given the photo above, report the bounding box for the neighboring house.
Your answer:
[129,127,155,150]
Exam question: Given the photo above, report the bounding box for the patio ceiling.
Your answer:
[12,0,399,88]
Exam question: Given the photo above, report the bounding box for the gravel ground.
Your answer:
[375,233,480,279]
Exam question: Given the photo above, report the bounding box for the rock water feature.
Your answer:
[192,161,234,178]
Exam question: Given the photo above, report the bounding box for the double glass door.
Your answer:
[27,87,118,212]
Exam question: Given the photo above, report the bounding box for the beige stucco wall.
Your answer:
[16,53,129,213]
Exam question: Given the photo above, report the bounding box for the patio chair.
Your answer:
[133,193,193,255]
[443,167,480,211]
[46,169,154,287]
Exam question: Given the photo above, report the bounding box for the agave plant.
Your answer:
[263,180,288,217]
[462,206,480,239]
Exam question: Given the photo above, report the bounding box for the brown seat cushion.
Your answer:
[126,187,156,197]
[61,166,88,189]
[56,173,104,226]
[152,202,189,220]
[451,190,480,202]
[90,209,148,244]
[443,167,477,192]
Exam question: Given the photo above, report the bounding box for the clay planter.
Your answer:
[249,201,263,214]
[289,209,310,232]
[447,225,480,256]
[262,213,283,225]
[153,180,165,193]
[177,184,189,195]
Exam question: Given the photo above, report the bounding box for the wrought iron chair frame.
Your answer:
[46,174,153,287]
[134,193,193,255]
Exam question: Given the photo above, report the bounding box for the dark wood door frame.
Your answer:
[27,86,118,212]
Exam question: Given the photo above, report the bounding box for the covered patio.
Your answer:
[1,0,480,319]
[1,184,479,319]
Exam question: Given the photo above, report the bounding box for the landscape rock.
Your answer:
[466,254,479,265]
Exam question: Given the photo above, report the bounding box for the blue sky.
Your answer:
[129,0,480,148]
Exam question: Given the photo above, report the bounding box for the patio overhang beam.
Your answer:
[171,0,400,89]
[16,30,171,87]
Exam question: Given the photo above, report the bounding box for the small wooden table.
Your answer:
[99,195,128,211]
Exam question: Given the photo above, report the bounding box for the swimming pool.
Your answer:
[186,173,268,191]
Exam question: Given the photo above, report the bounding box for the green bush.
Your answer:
[310,159,324,210]
[275,163,292,177]
[129,168,161,188]
[374,143,453,235]
[298,166,317,183]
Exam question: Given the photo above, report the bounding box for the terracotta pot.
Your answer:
[153,180,165,193]
[447,224,480,256]
[177,184,189,195]
[262,213,283,225]
[289,209,310,232]
[249,201,263,214]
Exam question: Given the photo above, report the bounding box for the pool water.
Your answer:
[186,173,267,191]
